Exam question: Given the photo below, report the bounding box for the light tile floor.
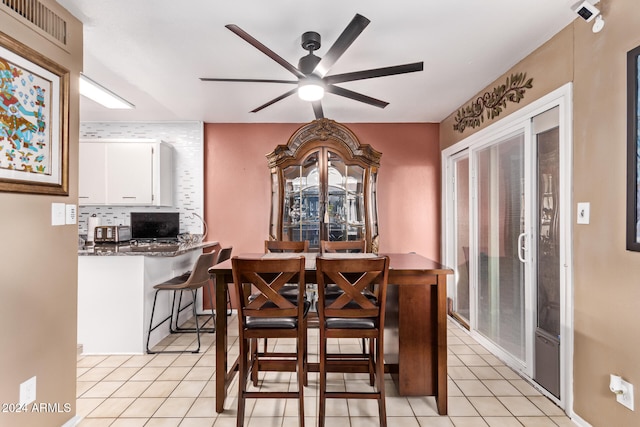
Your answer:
[76,316,575,426]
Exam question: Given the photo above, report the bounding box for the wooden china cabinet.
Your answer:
[267,119,382,252]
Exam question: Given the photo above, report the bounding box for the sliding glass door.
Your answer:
[443,85,572,408]
[475,132,528,361]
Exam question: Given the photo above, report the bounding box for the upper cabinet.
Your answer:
[79,141,173,206]
[267,119,381,252]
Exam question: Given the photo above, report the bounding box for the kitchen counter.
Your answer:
[79,240,218,256]
[78,240,220,354]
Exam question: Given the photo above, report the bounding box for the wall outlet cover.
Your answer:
[617,379,635,411]
[19,376,36,406]
[577,202,590,224]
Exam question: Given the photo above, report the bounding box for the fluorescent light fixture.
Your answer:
[298,77,325,102]
[79,73,134,109]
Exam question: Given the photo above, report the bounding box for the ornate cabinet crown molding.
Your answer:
[266,119,381,169]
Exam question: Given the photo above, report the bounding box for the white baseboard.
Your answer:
[61,415,81,427]
[568,411,593,427]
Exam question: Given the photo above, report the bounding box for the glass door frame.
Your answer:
[442,83,574,411]
[447,149,472,328]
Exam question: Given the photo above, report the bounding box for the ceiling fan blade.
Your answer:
[312,101,324,119]
[250,88,298,113]
[325,62,424,84]
[326,85,389,109]
[313,14,370,78]
[226,24,306,79]
[200,77,297,84]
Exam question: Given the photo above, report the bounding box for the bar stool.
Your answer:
[320,240,370,361]
[232,255,309,427]
[253,240,309,384]
[315,255,390,427]
[146,251,216,354]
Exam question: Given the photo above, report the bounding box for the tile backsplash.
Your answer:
[78,121,205,237]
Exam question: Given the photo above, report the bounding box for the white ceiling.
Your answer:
[56,0,580,123]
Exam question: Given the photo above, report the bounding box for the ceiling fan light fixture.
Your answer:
[298,78,325,101]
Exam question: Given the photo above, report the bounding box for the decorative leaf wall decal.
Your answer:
[453,72,533,133]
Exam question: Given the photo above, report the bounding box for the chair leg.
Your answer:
[376,336,387,427]
[190,289,201,353]
[173,288,215,333]
[146,290,161,354]
[251,338,259,387]
[318,332,327,427]
[237,336,248,427]
[226,285,233,316]
[297,326,305,427]
[368,337,375,386]
[302,319,308,387]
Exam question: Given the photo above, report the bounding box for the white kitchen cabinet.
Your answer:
[79,140,173,206]
[78,142,107,204]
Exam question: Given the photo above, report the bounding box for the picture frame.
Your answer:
[627,45,640,251]
[0,31,69,195]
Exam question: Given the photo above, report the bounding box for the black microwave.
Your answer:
[130,212,179,241]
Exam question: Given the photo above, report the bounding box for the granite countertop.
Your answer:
[78,240,219,256]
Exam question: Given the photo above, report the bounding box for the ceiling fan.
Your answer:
[200,14,424,119]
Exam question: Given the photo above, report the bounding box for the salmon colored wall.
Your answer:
[204,122,441,259]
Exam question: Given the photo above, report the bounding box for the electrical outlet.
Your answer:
[19,376,36,406]
[617,378,635,411]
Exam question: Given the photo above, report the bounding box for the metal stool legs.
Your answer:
[147,288,202,354]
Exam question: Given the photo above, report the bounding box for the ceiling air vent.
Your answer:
[1,0,67,45]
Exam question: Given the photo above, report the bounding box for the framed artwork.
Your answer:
[627,45,640,251]
[0,32,69,195]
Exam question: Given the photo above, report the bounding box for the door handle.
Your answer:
[517,232,527,263]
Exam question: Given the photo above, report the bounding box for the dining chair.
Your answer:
[315,255,390,427]
[232,255,309,427]
[320,239,366,254]
[146,251,216,354]
[258,239,309,374]
[320,239,370,358]
[265,239,309,253]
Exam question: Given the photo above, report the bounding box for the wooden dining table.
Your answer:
[208,252,453,415]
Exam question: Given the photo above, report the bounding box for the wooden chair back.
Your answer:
[264,240,309,253]
[232,256,306,321]
[315,256,389,323]
[320,240,366,254]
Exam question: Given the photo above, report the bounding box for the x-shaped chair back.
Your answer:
[233,256,306,321]
[316,256,389,321]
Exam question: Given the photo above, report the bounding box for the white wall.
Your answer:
[78,121,205,236]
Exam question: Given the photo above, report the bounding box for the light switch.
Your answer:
[66,204,77,224]
[577,202,590,224]
[51,203,65,226]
